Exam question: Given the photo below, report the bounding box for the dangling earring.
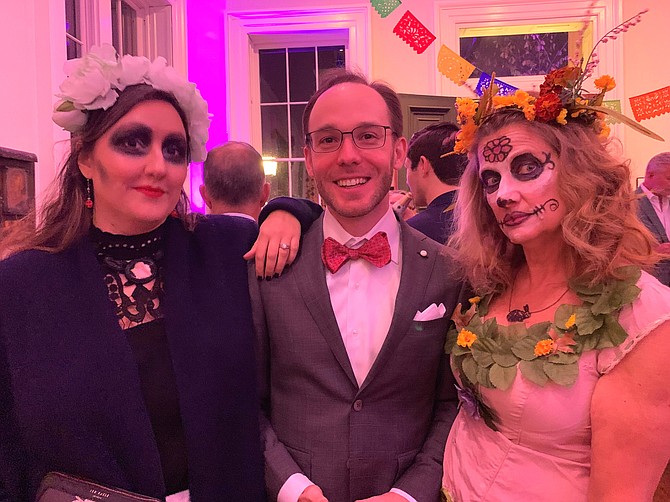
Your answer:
[85,178,93,209]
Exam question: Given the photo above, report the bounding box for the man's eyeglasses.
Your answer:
[306,125,394,153]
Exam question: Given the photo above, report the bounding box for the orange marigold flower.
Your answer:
[535,93,563,122]
[534,339,554,357]
[455,98,477,122]
[597,121,611,140]
[468,296,481,305]
[523,103,536,121]
[457,329,478,348]
[493,95,514,108]
[556,108,568,125]
[565,313,576,329]
[594,75,616,92]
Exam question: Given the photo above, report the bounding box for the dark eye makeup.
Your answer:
[510,152,553,181]
[480,170,501,194]
[110,126,187,164]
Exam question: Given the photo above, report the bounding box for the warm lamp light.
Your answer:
[263,157,277,176]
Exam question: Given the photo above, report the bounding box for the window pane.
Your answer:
[290,104,306,158]
[66,38,83,60]
[268,162,289,198]
[112,0,119,53]
[122,1,137,56]
[318,45,346,76]
[260,49,287,103]
[460,33,568,78]
[66,0,81,60]
[261,105,289,159]
[290,161,318,201]
[288,47,316,102]
[65,0,79,39]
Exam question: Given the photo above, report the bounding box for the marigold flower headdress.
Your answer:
[52,44,210,162]
[450,9,663,155]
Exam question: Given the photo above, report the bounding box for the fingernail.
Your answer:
[273,273,280,278]
[265,276,272,281]
[257,276,263,281]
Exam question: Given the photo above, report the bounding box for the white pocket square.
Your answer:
[413,303,446,321]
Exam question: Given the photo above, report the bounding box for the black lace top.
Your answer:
[90,224,188,495]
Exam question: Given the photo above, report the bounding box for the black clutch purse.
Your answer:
[35,472,162,502]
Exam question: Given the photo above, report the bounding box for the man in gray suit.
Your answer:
[637,152,670,286]
[250,71,460,502]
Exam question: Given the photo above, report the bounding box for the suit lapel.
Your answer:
[641,195,668,243]
[294,216,358,387]
[359,221,436,392]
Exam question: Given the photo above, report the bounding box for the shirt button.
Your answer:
[352,329,358,336]
[354,282,360,290]
[353,399,363,411]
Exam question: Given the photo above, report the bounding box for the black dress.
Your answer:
[91,224,188,495]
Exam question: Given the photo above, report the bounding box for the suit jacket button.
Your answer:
[353,399,363,411]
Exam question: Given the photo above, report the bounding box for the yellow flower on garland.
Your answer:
[556,109,568,125]
[468,296,481,305]
[457,329,478,348]
[565,313,576,329]
[594,75,616,92]
[534,339,554,357]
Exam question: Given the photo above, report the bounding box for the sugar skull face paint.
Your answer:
[478,124,566,246]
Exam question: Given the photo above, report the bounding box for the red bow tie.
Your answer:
[321,231,392,274]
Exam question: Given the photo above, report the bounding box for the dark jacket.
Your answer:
[406,190,457,244]
[0,216,266,502]
[636,187,670,286]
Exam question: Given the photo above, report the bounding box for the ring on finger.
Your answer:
[279,242,290,251]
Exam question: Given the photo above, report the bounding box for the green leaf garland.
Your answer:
[446,268,640,402]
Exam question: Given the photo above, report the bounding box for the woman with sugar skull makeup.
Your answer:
[440,78,670,500]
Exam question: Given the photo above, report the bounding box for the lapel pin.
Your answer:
[419,249,428,258]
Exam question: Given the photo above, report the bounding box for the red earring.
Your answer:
[85,178,93,209]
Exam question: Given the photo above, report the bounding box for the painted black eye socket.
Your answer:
[111,126,151,156]
[510,152,552,181]
[480,170,501,194]
[162,136,188,164]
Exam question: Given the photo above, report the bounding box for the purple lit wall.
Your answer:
[186,1,228,212]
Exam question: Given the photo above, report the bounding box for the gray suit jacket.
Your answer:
[250,215,460,502]
[636,187,670,286]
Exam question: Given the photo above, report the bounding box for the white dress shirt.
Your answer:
[278,206,416,502]
[641,184,670,240]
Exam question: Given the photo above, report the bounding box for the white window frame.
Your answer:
[73,0,186,73]
[435,0,623,102]
[225,6,371,149]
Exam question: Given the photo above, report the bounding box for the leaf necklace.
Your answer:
[506,274,570,323]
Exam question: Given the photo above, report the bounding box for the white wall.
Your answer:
[622,0,670,178]
[0,0,68,204]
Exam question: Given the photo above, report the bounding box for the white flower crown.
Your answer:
[52,44,210,162]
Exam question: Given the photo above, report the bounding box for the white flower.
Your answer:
[52,44,210,161]
[52,107,88,131]
[118,54,150,90]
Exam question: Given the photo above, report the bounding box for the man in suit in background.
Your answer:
[636,152,670,286]
[250,71,460,502]
[200,141,270,221]
[404,122,466,244]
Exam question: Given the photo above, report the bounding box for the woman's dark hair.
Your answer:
[1,84,195,258]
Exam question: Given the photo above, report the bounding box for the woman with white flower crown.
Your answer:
[0,45,307,502]
[439,54,670,501]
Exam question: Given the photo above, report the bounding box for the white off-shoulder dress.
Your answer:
[442,271,670,501]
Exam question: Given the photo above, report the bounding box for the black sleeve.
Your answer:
[258,197,323,234]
